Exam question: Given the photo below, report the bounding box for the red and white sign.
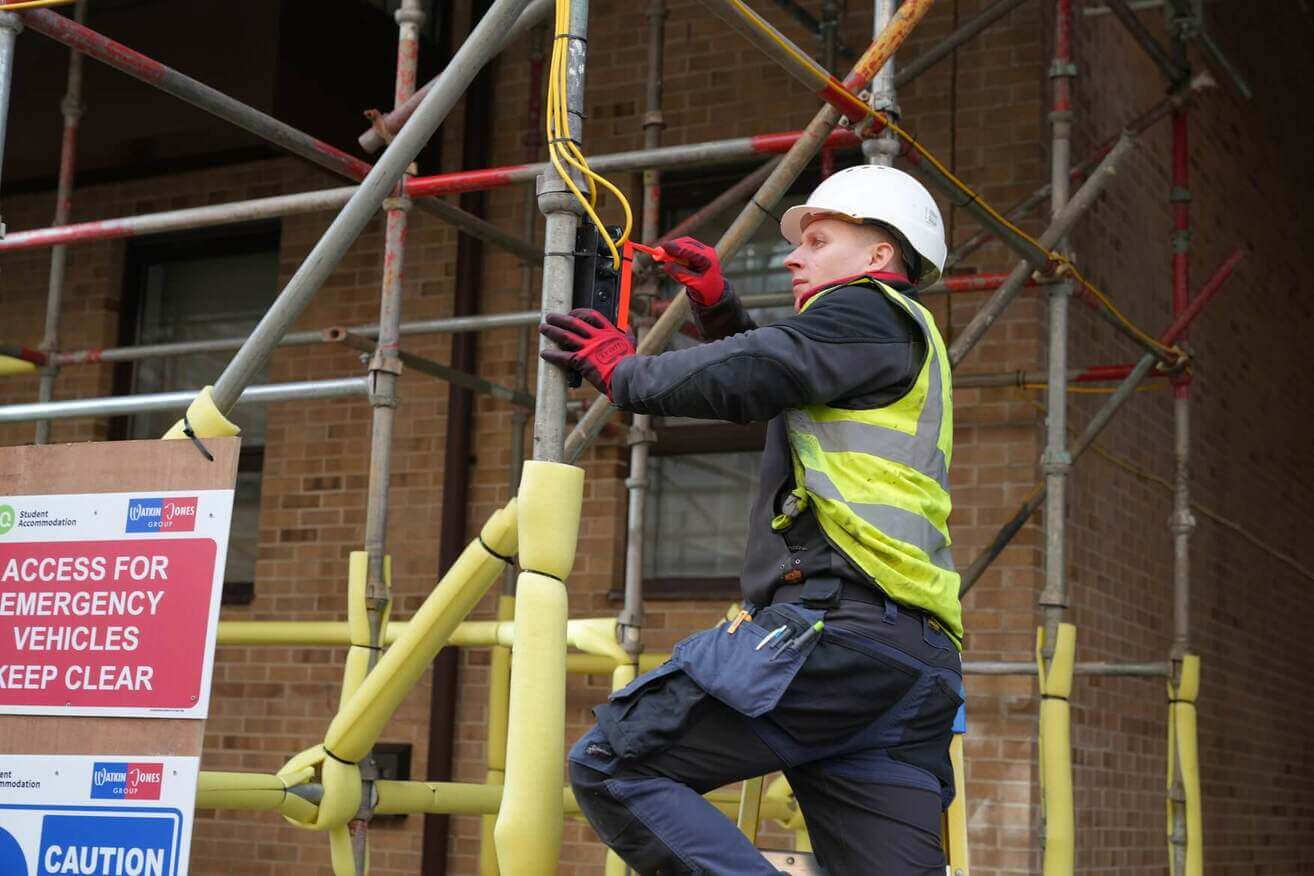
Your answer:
[0,491,232,719]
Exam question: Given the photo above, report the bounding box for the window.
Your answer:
[635,162,825,600]
[116,224,282,605]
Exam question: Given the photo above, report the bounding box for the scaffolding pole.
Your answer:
[619,0,667,662]
[564,0,936,462]
[1037,2,1076,872]
[346,2,427,869]
[0,377,370,424]
[1167,29,1200,866]
[33,0,85,445]
[0,9,20,236]
[863,0,899,166]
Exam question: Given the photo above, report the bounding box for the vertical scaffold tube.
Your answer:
[495,461,584,873]
[35,0,86,445]
[944,729,971,875]
[1167,77,1201,873]
[1167,654,1202,876]
[482,29,545,875]
[863,0,900,166]
[0,11,21,235]
[619,0,666,662]
[1036,622,1076,874]
[1039,5,1076,867]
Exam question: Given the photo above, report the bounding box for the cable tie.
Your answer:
[1039,693,1070,702]
[522,567,563,582]
[349,641,383,652]
[479,535,515,565]
[749,197,781,222]
[181,414,215,462]
[548,136,579,145]
[553,32,588,43]
[542,249,576,260]
[322,746,356,766]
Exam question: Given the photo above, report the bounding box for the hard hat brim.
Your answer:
[779,204,813,246]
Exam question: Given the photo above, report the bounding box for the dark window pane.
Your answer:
[124,238,279,598]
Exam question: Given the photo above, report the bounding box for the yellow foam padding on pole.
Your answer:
[1167,654,1202,876]
[338,550,372,713]
[195,771,285,811]
[494,570,568,875]
[515,460,584,579]
[481,594,516,876]
[611,661,638,693]
[1036,623,1076,876]
[944,732,971,874]
[0,355,37,377]
[161,385,241,440]
[570,617,631,664]
[324,501,518,763]
[314,757,363,832]
[328,825,361,876]
[736,775,766,844]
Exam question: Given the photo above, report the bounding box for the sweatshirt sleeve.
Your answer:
[610,286,924,423]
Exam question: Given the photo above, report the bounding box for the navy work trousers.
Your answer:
[568,594,963,875]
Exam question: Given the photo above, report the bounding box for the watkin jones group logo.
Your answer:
[89,762,164,800]
[125,497,198,533]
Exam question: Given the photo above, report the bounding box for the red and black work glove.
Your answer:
[539,308,636,398]
[658,236,728,307]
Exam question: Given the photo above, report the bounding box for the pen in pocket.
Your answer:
[782,620,825,652]
[755,624,789,651]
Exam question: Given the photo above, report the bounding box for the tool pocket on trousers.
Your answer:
[672,604,824,718]
[595,661,709,761]
[769,629,921,746]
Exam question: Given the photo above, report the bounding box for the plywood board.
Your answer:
[0,438,239,757]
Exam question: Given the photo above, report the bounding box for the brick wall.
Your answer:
[2,0,1311,873]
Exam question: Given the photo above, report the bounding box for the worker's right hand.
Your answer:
[659,237,727,307]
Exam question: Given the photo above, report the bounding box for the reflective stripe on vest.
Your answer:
[785,276,963,645]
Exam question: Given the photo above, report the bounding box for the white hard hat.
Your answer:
[780,165,947,285]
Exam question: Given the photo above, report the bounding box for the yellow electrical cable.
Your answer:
[546,0,633,269]
[0,0,77,9]
[716,3,1182,365]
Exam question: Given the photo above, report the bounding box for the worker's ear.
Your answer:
[867,240,897,272]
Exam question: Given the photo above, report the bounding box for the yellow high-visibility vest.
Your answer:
[785,276,962,646]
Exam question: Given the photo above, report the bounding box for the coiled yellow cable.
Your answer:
[547,0,633,268]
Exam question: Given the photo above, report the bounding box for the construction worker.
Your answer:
[541,165,963,875]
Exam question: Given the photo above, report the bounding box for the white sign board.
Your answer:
[0,754,198,876]
[0,490,233,718]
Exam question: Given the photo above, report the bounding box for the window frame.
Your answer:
[113,221,282,606]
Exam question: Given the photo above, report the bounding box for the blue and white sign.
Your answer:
[0,755,197,876]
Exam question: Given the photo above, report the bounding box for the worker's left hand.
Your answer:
[539,309,636,398]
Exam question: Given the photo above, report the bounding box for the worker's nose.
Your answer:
[783,245,804,271]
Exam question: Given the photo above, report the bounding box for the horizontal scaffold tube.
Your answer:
[369,780,796,821]
[0,377,368,424]
[404,128,861,199]
[954,362,1171,388]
